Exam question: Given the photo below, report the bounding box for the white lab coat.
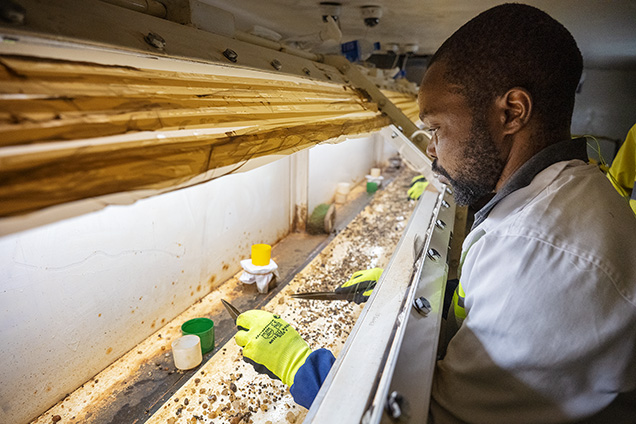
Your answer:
[431,159,636,423]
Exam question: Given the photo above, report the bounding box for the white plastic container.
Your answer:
[171,334,203,370]
[335,182,351,204]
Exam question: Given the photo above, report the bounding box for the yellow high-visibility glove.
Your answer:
[407,175,429,200]
[235,310,312,387]
[335,268,383,304]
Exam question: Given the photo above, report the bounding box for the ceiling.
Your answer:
[202,0,636,70]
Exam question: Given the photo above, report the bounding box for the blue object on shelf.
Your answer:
[341,40,381,62]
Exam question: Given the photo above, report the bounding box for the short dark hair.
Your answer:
[428,3,583,140]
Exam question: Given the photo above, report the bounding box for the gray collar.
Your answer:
[472,137,589,230]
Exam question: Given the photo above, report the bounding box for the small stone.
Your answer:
[229,382,237,392]
[52,416,61,423]
[286,411,297,423]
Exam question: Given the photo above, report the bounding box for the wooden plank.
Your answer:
[0,54,389,217]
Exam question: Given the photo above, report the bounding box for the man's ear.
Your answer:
[496,87,532,135]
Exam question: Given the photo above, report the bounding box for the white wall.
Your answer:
[0,158,292,423]
[0,132,393,423]
[308,133,387,213]
[573,68,636,163]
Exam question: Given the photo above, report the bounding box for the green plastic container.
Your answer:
[366,181,379,193]
[181,318,215,354]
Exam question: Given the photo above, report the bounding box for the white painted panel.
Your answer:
[308,134,379,214]
[0,157,291,424]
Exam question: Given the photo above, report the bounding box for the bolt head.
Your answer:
[144,32,166,50]
[413,296,432,316]
[270,59,282,71]
[223,48,238,62]
[0,2,25,25]
[427,248,441,261]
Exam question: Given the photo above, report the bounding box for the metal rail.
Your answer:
[305,187,455,423]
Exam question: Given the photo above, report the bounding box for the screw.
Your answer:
[427,248,441,261]
[413,296,432,316]
[223,48,238,62]
[445,186,453,195]
[435,219,446,230]
[0,1,25,25]
[144,32,166,50]
[270,59,282,71]
[441,200,450,209]
[386,391,408,420]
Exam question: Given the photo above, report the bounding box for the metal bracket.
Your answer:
[323,54,432,154]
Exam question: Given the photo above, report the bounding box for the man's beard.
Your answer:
[432,117,505,206]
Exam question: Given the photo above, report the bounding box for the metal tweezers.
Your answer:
[290,291,357,301]
[221,298,242,323]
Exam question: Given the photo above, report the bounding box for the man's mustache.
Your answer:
[432,159,453,182]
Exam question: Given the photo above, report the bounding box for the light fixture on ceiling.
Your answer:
[361,5,382,27]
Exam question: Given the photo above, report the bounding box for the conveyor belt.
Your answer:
[31,166,421,424]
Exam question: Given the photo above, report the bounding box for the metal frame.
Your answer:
[305,187,455,423]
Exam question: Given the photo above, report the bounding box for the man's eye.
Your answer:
[425,127,439,136]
